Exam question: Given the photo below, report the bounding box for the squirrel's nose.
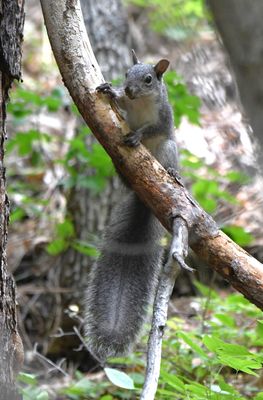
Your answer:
[125,86,132,97]
[125,86,136,99]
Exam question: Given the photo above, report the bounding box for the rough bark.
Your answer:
[40,0,263,309]
[0,0,25,397]
[80,0,131,80]
[208,0,263,169]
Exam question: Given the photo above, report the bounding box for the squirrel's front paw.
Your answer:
[123,131,142,147]
[96,83,116,99]
[167,168,184,186]
[167,167,178,178]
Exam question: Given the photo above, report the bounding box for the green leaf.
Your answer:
[158,387,184,397]
[17,372,37,386]
[214,313,236,328]
[217,375,240,396]
[177,331,208,358]
[6,129,50,157]
[88,143,115,177]
[56,220,75,239]
[192,180,219,213]
[129,372,145,385]
[62,377,95,396]
[43,95,62,112]
[165,71,201,127]
[160,371,185,393]
[71,103,80,115]
[222,225,253,246]
[78,125,91,136]
[226,293,250,306]
[185,382,208,396]
[104,367,135,390]
[10,207,26,223]
[46,238,68,255]
[225,171,250,184]
[72,240,99,257]
[16,88,43,105]
[256,320,263,340]
[203,335,262,375]
[204,335,245,355]
[36,391,49,400]
[7,103,32,118]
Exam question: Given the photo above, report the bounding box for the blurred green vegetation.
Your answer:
[126,0,210,40]
[165,71,201,127]
[18,286,263,399]
[7,76,253,256]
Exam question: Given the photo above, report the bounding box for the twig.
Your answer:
[140,217,191,400]
[33,343,69,377]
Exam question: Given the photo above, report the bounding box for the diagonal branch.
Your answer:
[40,0,263,309]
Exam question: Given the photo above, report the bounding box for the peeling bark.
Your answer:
[40,0,263,309]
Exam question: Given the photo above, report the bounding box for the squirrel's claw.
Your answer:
[123,131,142,147]
[167,168,185,187]
[96,83,116,99]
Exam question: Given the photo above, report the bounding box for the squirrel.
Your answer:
[84,50,178,361]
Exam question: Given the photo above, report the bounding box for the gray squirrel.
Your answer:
[84,51,178,361]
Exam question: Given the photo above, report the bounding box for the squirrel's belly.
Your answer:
[126,97,159,130]
[142,135,164,158]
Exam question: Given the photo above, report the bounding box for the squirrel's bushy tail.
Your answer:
[84,192,164,360]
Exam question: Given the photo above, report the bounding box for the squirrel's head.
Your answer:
[124,52,170,100]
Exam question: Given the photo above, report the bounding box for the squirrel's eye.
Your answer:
[145,75,152,84]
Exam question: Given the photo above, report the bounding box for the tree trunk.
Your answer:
[0,0,25,397]
[208,0,263,169]
[80,0,131,80]
[47,0,132,365]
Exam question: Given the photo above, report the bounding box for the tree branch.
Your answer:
[140,217,186,400]
[40,0,263,309]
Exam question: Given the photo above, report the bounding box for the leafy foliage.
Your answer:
[7,85,114,256]
[18,287,263,399]
[165,71,201,127]
[126,0,209,40]
[18,373,49,400]
[222,225,253,247]
[61,126,115,193]
[180,149,253,246]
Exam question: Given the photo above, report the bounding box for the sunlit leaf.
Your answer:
[104,368,135,390]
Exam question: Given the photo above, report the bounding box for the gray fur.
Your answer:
[85,58,178,361]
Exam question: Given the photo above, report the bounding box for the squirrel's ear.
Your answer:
[131,49,139,65]
[154,59,170,79]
